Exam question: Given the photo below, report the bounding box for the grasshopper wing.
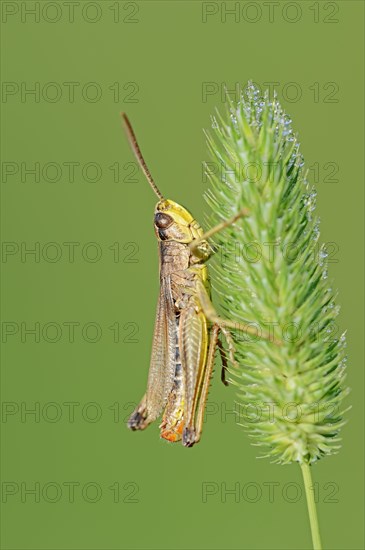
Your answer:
[146,275,177,420]
[128,276,176,430]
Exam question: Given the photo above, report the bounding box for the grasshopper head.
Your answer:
[154,199,203,243]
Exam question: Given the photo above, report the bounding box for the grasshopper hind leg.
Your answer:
[181,323,222,448]
[218,336,229,386]
[182,426,196,448]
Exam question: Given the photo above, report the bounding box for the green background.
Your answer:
[1,1,364,549]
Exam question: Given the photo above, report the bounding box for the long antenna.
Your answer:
[121,113,164,200]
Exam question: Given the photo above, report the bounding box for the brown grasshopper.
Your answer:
[121,114,267,447]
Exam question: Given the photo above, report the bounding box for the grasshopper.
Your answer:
[121,114,265,447]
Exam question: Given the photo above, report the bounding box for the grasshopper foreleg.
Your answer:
[189,207,250,255]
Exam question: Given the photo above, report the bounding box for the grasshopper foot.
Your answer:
[182,426,196,447]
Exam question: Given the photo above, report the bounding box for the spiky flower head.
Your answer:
[204,82,349,465]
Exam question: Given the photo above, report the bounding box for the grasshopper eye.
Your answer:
[155,212,173,229]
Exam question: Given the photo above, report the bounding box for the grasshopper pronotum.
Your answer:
[122,114,261,447]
